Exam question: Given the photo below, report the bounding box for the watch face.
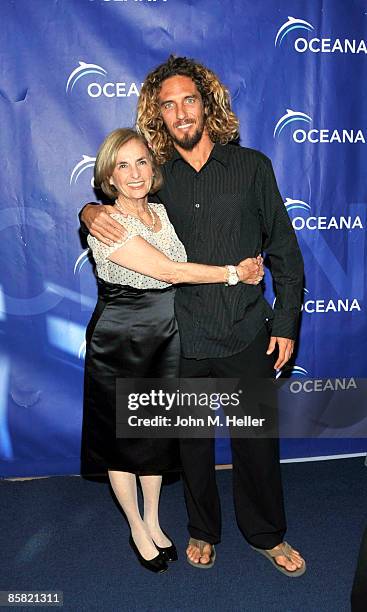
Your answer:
[225,265,239,285]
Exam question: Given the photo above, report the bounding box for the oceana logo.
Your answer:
[66,61,143,98]
[78,340,86,360]
[284,198,364,231]
[276,365,308,380]
[289,378,357,394]
[273,109,312,138]
[301,288,361,314]
[70,155,96,187]
[73,250,90,275]
[274,110,366,144]
[275,16,367,54]
[273,288,362,315]
[275,16,314,47]
[66,61,107,93]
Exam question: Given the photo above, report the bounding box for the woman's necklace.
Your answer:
[115,199,156,232]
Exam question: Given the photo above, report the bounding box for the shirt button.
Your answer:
[195,203,200,208]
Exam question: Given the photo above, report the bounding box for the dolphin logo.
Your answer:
[70,155,96,186]
[276,365,309,379]
[284,198,312,214]
[66,61,107,93]
[273,109,312,138]
[275,16,314,47]
[73,250,90,275]
[290,366,309,377]
[78,340,86,360]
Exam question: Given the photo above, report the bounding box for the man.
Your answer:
[81,56,305,575]
[351,525,367,610]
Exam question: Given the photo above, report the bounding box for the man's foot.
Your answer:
[186,538,216,568]
[268,543,305,573]
[251,541,306,577]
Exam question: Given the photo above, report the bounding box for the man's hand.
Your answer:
[81,204,127,245]
[266,336,294,370]
[236,255,264,285]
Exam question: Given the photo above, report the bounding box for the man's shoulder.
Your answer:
[226,143,272,168]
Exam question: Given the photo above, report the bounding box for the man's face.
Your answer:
[158,75,205,150]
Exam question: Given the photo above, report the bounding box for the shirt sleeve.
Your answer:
[255,157,304,340]
[78,204,96,236]
[87,214,139,263]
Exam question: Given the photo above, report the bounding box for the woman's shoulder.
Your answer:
[149,202,169,221]
[149,202,166,211]
[87,213,139,257]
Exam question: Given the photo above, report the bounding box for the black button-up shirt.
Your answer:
[153,143,304,359]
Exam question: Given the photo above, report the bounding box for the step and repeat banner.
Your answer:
[1,0,366,476]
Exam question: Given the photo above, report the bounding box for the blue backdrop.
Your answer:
[1,0,366,477]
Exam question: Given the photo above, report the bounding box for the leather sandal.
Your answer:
[186,538,216,569]
[251,541,306,577]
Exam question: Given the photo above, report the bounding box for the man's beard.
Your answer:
[169,117,205,151]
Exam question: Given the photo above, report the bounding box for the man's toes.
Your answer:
[292,555,304,568]
[275,553,304,572]
[187,542,213,565]
[274,555,286,568]
[199,545,212,565]
[288,551,304,567]
[284,558,298,571]
[187,546,200,563]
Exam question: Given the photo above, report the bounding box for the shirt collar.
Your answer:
[167,142,230,171]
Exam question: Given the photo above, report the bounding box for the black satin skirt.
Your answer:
[81,279,181,476]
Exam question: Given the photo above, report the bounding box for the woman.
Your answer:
[81,128,263,573]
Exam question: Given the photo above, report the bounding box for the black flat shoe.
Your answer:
[153,542,178,562]
[152,532,178,562]
[129,536,168,573]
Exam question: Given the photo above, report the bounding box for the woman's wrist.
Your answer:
[223,266,229,283]
[224,265,240,285]
[235,265,243,282]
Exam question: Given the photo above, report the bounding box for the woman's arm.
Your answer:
[107,236,262,285]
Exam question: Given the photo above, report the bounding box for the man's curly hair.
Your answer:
[136,55,240,164]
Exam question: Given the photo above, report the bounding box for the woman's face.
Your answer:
[109,139,154,201]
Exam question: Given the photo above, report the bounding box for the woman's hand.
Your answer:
[236,255,264,285]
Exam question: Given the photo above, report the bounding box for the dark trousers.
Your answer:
[179,325,287,549]
[351,526,367,611]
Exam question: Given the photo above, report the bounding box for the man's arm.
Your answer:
[79,189,163,244]
[255,156,304,368]
[79,203,126,244]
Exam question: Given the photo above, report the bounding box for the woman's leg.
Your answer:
[139,475,171,547]
[108,470,158,560]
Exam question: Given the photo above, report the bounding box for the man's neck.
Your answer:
[174,132,215,172]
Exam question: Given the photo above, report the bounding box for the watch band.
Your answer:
[225,265,239,286]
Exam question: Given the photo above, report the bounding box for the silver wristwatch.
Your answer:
[225,265,239,286]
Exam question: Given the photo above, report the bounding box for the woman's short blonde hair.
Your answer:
[94,128,163,200]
